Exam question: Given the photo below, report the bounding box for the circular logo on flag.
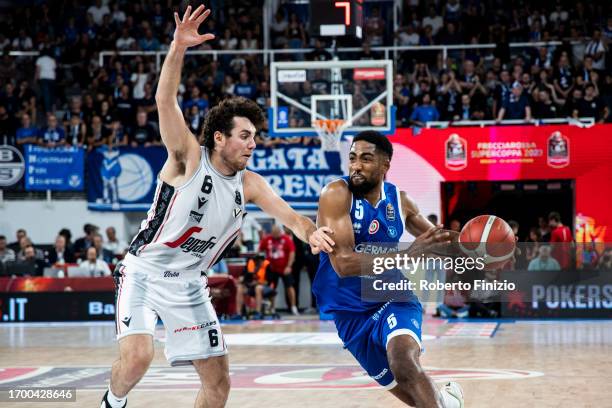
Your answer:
[368,220,380,234]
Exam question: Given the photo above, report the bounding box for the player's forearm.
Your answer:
[289,216,316,244]
[156,42,187,104]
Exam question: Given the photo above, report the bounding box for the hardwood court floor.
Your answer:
[1,317,611,407]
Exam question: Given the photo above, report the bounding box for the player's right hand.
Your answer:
[173,4,215,49]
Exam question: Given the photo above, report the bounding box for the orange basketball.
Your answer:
[458,215,516,270]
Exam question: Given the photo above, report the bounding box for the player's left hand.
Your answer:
[309,226,335,255]
[173,4,215,49]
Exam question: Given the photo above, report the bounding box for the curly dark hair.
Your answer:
[201,97,264,150]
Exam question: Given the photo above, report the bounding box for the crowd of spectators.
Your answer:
[0,1,611,149]
[0,223,128,277]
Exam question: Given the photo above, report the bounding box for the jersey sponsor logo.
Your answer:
[121,316,132,327]
[189,210,203,223]
[387,226,398,238]
[354,243,398,255]
[372,368,388,380]
[164,227,203,248]
[368,220,380,234]
[386,203,395,221]
[177,236,217,257]
[235,190,242,205]
[164,271,180,278]
[174,320,218,333]
[198,196,208,209]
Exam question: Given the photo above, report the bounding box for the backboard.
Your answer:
[269,59,395,137]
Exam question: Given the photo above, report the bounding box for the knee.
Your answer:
[208,372,231,399]
[122,348,153,379]
[389,357,423,386]
[255,285,263,295]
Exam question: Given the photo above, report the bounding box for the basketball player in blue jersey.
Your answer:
[314,131,464,407]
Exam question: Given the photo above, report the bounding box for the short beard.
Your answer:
[348,177,378,197]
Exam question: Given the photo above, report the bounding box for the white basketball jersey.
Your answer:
[123,147,246,273]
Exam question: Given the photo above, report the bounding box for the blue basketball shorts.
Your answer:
[334,301,423,389]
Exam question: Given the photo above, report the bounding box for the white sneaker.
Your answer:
[441,381,464,408]
[291,306,300,316]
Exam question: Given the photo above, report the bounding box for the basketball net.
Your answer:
[314,119,345,152]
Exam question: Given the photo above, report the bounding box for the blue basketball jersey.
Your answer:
[313,177,412,314]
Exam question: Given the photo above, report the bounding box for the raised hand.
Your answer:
[173,4,215,49]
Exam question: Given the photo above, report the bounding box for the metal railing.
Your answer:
[93,41,565,72]
[426,117,596,129]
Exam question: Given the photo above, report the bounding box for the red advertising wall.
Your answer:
[388,124,612,242]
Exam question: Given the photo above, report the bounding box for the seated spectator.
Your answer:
[497,82,531,121]
[210,259,228,275]
[38,114,67,147]
[15,245,46,276]
[585,29,606,72]
[138,27,160,51]
[115,84,135,126]
[104,227,127,257]
[397,24,420,46]
[15,113,38,147]
[8,229,26,253]
[16,237,45,262]
[597,249,612,270]
[78,247,111,277]
[234,253,276,319]
[307,38,332,61]
[128,110,159,147]
[186,105,204,135]
[422,6,443,36]
[233,72,257,100]
[0,235,16,264]
[92,233,114,264]
[66,115,87,147]
[527,246,561,271]
[182,86,209,113]
[580,243,599,269]
[410,93,440,129]
[46,234,75,265]
[87,115,111,151]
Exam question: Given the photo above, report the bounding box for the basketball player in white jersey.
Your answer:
[101,5,335,408]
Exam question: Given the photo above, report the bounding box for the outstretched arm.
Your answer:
[243,171,335,253]
[157,5,215,181]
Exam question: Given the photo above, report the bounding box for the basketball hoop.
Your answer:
[314,119,345,152]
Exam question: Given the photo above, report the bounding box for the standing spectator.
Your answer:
[585,29,607,72]
[15,113,38,147]
[553,53,574,99]
[549,211,573,270]
[87,0,110,26]
[422,6,443,36]
[35,48,57,114]
[17,80,37,121]
[111,3,126,26]
[527,246,561,271]
[365,6,385,46]
[0,235,16,264]
[130,62,150,100]
[104,227,127,257]
[116,28,136,50]
[286,13,306,50]
[139,28,161,51]
[578,83,606,121]
[46,235,75,265]
[38,114,66,147]
[0,105,16,145]
[525,227,542,264]
[241,214,263,252]
[78,247,111,277]
[259,225,299,315]
[73,223,98,260]
[182,86,209,113]
[11,29,33,50]
[410,93,439,131]
[270,10,288,48]
[497,82,531,121]
[532,89,560,119]
[115,84,135,126]
[128,110,158,147]
[186,105,204,135]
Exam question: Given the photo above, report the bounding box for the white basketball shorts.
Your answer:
[114,260,227,366]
